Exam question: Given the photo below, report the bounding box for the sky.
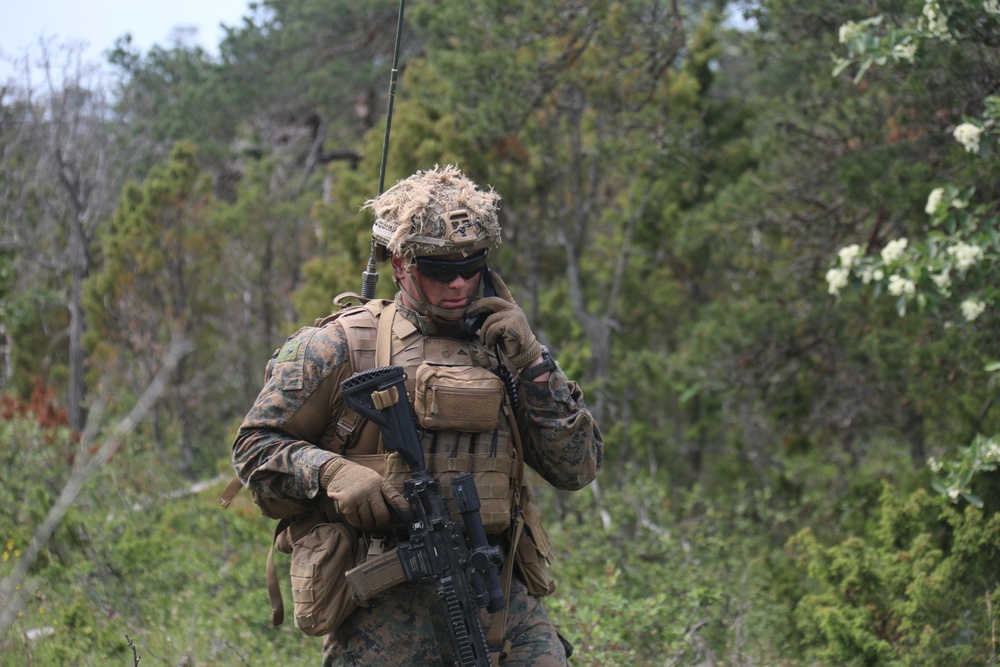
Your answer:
[0,0,253,81]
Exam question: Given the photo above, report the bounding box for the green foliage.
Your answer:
[822,0,1000,551]
[7,0,1000,663]
[110,38,238,168]
[929,434,1000,509]
[0,413,71,558]
[828,183,1000,321]
[0,252,67,397]
[785,483,1000,666]
[0,409,317,666]
[219,0,401,126]
[83,142,233,474]
[86,142,220,358]
[541,476,794,666]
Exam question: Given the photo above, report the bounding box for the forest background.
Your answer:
[2,0,1000,665]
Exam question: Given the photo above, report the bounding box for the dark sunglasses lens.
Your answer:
[417,252,487,282]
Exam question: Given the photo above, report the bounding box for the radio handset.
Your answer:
[465,265,521,410]
[463,264,495,336]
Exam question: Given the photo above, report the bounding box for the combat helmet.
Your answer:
[364,164,502,262]
[362,164,502,323]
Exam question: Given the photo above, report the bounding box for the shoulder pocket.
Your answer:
[271,338,305,390]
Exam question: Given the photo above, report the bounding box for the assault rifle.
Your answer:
[341,365,506,667]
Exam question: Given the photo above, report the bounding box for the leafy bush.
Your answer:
[5,398,1000,666]
[783,483,1000,666]
[542,477,791,666]
[0,407,320,666]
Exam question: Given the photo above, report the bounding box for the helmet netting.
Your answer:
[364,164,502,258]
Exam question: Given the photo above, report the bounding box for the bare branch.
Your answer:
[0,339,195,640]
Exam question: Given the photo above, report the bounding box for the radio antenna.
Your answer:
[361,0,406,299]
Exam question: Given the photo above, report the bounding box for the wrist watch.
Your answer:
[519,347,557,382]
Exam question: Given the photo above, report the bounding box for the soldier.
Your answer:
[232,164,603,666]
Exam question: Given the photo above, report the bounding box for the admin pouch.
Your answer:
[413,363,503,432]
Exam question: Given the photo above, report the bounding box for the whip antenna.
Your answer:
[361,0,406,299]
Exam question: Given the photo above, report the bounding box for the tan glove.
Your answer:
[321,457,410,530]
[466,272,542,368]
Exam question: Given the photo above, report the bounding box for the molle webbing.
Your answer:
[336,307,379,376]
[329,299,396,451]
[334,299,519,533]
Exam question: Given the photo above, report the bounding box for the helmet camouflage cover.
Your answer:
[364,164,502,260]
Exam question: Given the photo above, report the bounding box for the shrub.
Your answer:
[785,483,1000,666]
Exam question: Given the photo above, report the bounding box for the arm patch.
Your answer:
[271,337,307,391]
[276,339,301,363]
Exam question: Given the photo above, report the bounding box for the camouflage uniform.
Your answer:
[233,296,601,501]
[233,296,601,664]
[323,577,569,666]
[232,166,603,666]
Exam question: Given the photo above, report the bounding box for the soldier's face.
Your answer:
[391,252,483,312]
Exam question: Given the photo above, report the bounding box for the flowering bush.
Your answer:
[828,0,1000,507]
[831,1,1000,81]
[825,183,998,319]
[928,434,1000,507]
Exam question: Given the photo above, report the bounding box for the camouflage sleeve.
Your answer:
[519,368,603,490]
[231,323,355,503]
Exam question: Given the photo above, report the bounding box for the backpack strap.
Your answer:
[376,302,396,368]
[331,299,392,450]
[487,513,521,664]
[266,518,293,626]
[218,474,244,509]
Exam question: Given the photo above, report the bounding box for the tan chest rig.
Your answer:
[221,295,555,653]
[330,297,519,532]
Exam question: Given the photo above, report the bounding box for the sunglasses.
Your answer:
[415,250,488,283]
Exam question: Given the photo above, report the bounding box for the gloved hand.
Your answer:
[321,457,411,530]
[466,272,542,368]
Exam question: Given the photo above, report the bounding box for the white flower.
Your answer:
[947,242,985,271]
[953,122,982,153]
[922,0,953,40]
[948,488,961,500]
[839,21,862,44]
[874,269,885,281]
[961,298,986,321]
[925,187,944,215]
[927,456,942,473]
[985,441,1000,462]
[931,271,951,295]
[881,238,908,264]
[986,0,1000,16]
[888,275,915,297]
[838,244,862,268]
[892,43,917,62]
[826,267,850,296]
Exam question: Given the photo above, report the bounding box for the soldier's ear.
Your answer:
[390,254,407,280]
